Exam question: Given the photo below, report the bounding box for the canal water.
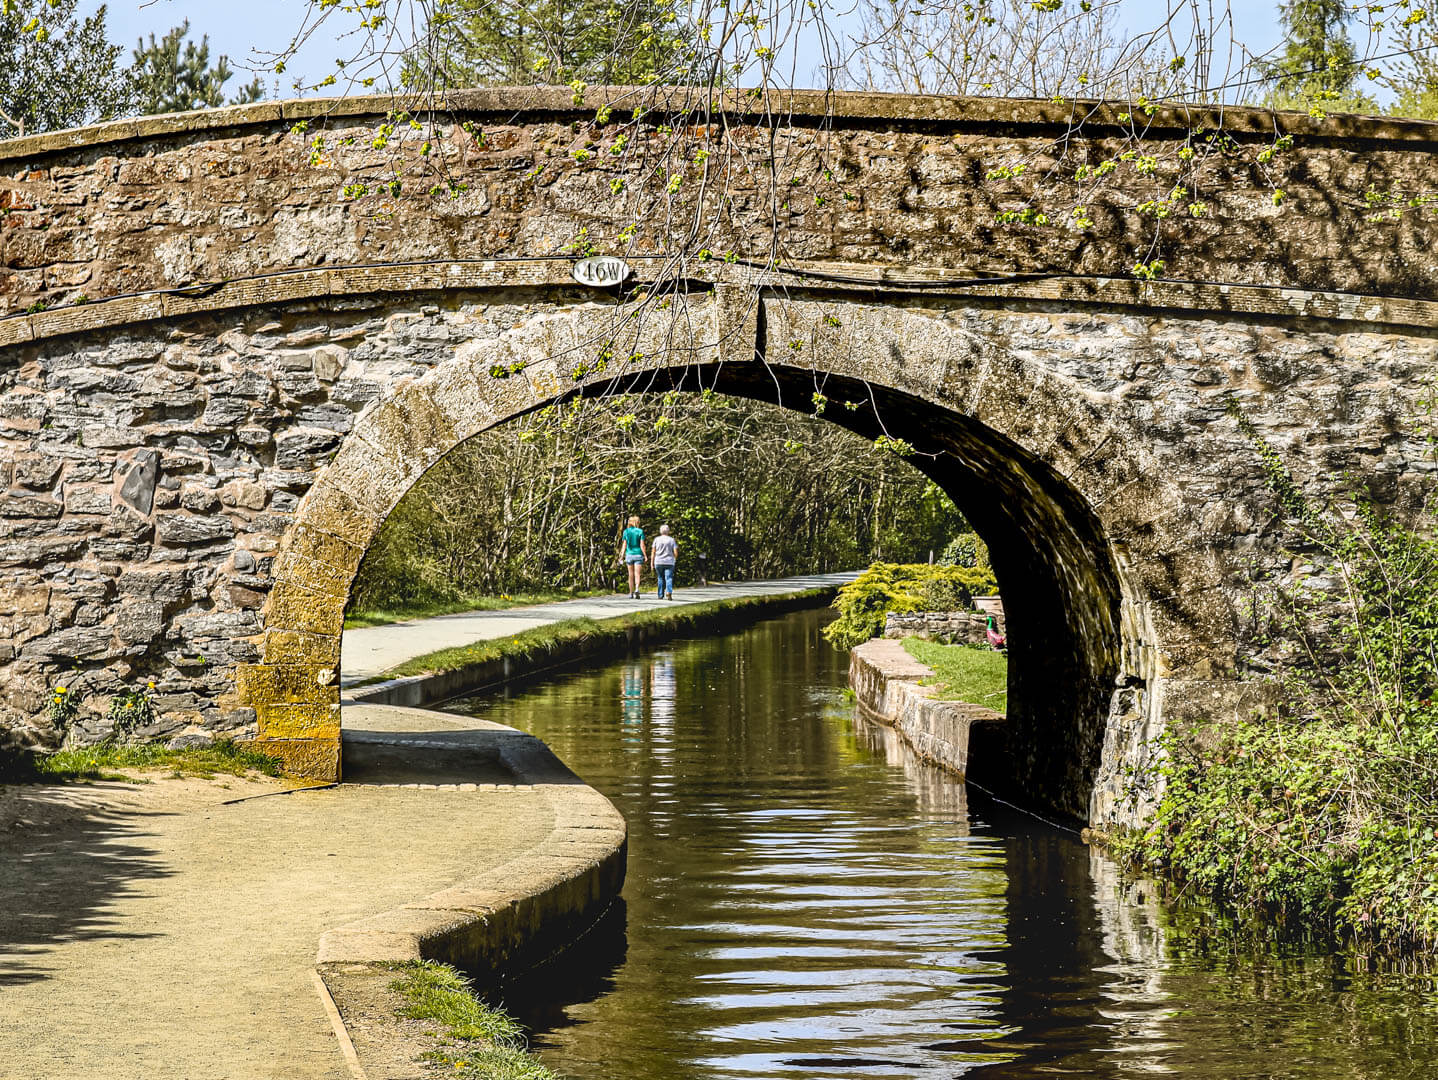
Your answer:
[444,607,1438,1079]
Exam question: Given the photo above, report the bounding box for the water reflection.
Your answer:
[447,608,1438,1080]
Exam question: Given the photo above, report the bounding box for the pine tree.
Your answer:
[405,0,698,90]
[1384,14,1438,119]
[0,0,130,138]
[1265,0,1375,112]
[129,21,264,115]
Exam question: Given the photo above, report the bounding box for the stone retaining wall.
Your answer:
[849,638,1005,778]
[882,597,1005,646]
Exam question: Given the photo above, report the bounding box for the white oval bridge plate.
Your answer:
[571,256,632,288]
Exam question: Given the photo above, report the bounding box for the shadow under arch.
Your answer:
[246,288,1231,826]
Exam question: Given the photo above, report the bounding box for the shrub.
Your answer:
[940,531,991,573]
[823,562,999,650]
[1118,424,1438,950]
[107,685,155,739]
[47,684,79,734]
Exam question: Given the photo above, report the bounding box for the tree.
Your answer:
[0,0,130,138]
[129,20,264,115]
[1383,13,1438,119]
[1264,0,1376,112]
[403,0,697,90]
[350,393,968,610]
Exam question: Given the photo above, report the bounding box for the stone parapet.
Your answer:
[849,638,1005,779]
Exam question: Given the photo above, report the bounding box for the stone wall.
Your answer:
[883,597,1006,645]
[849,638,1005,778]
[2,89,1436,320]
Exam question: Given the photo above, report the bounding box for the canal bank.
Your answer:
[847,637,1005,779]
[345,573,853,708]
[447,605,1438,1080]
[0,702,615,1080]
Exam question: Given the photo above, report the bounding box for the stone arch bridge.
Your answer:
[1,89,1434,828]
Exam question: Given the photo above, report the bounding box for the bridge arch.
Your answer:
[249,286,1219,824]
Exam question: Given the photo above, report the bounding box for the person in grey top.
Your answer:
[651,524,678,600]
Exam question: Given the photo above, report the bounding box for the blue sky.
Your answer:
[91,0,1289,98]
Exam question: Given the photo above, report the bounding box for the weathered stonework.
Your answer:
[0,91,1434,826]
[850,638,1005,776]
[884,599,1006,646]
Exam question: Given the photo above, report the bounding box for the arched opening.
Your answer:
[249,289,1212,825]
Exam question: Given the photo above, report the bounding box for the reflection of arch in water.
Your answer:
[255,286,1240,827]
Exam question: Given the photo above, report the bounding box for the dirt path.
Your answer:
[0,710,557,1080]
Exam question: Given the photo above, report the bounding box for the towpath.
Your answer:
[341,572,855,686]
[0,705,592,1080]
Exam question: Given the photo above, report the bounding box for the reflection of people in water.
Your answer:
[650,653,676,732]
[621,662,645,730]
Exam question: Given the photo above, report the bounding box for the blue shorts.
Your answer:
[625,553,645,565]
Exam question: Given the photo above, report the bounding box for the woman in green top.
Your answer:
[619,515,647,598]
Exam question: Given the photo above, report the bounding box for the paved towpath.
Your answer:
[0,705,570,1080]
[341,572,856,686]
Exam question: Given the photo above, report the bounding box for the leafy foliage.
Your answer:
[350,394,967,612]
[405,0,696,88]
[47,684,78,733]
[940,531,991,573]
[822,562,999,651]
[129,21,264,115]
[1264,0,1376,113]
[0,0,129,138]
[106,686,154,738]
[1121,434,1438,950]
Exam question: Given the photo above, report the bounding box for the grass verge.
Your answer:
[383,587,834,680]
[390,961,557,1079]
[5,740,284,784]
[901,637,1008,713]
[345,589,608,630]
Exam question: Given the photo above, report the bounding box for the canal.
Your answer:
[444,606,1438,1079]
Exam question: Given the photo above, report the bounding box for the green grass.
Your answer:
[344,589,609,630]
[390,961,558,1079]
[384,587,833,679]
[901,637,1008,713]
[12,740,284,784]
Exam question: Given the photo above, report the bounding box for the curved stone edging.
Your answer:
[312,705,625,1076]
[315,714,625,975]
[849,638,1005,779]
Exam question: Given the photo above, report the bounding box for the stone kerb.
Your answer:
[849,638,1004,777]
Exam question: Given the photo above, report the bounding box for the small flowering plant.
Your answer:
[47,685,79,730]
[107,681,156,739]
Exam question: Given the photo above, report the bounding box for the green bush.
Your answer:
[1118,423,1438,951]
[822,562,999,651]
[940,531,991,573]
